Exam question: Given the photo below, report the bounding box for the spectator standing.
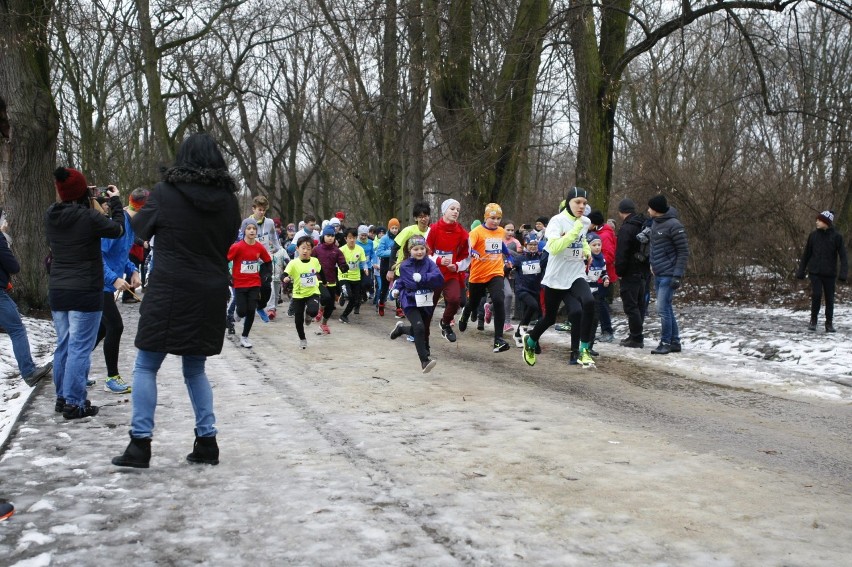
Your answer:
[112,133,241,468]
[614,198,651,348]
[796,210,847,332]
[647,195,689,355]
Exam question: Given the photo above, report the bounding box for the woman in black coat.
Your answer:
[113,133,241,469]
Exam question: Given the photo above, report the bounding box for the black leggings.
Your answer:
[235,286,260,337]
[529,279,595,344]
[94,292,123,377]
[810,274,836,322]
[462,276,506,339]
[515,290,541,328]
[400,307,432,363]
[291,295,321,340]
[319,284,337,321]
[341,279,362,317]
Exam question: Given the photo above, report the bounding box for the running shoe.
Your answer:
[599,331,613,343]
[568,351,579,365]
[484,303,492,324]
[493,337,510,353]
[441,323,457,343]
[421,359,437,374]
[256,309,269,323]
[104,375,131,394]
[240,336,253,348]
[503,322,513,333]
[578,348,595,368]
[476,320,485,331]
[86,378,97,388]
[315,310,323,322]
[320,323,331,335]
[522,334,537,366]
[406,335,415,342]
[378,302,385,316]
[513,333,524,348]
[390,321,405,340]
[267,309,277,321]
[299,339,307,349]
[395,308,405,319]
[339,315,350,324]
[23,362,52,387]
[458,314,468,332]
[63,400,99,420]
[555,322,571,332]
[304,315,312,326]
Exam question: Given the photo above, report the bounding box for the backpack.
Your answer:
[634,225,651,263]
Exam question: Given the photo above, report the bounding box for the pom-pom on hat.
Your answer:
[54,167,89,202]
[388,218,400,230]
[648,194,669,214]
[484,203,502,220]
[618,198,636,213]
[817,210,834,226]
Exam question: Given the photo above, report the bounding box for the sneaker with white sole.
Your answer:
[389,321,405,340]
[299,339,307,349]
[493,337,510,353]
[522,334,537,366]
[104,375,131,394]
[256,309,269,323]
[240,336,253,348]
[578,348,595,368]
[421,359,437,374]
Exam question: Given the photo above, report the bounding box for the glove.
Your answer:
[413,272,422,282]
[670,277,681,290]
[391,288,400,299]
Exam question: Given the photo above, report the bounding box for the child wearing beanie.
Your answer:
[796,210,848,332]
[375,217,401,316]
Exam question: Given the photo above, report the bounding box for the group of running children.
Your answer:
[226,188,609,373]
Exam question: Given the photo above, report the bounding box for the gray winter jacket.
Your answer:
[649,207,689,278]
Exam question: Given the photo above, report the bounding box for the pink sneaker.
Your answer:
[503,322,513,332]
[315,311,322,322]
[484,302,492,324]
[320,323,330,334]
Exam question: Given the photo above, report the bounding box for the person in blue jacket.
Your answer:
[94,188,148,394]
[388,235,444,373]
[375,218,400,316]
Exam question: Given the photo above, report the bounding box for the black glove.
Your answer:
[670,277,681,290]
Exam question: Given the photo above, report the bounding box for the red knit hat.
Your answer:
[54,167,89,202]
[335,211,345,220]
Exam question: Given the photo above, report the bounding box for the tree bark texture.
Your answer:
[0,0,60,309]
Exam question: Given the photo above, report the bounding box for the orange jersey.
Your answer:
[468,225,506,283]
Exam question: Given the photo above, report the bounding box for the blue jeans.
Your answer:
[52,309,102,406]
[130,350,217,439]
[654,276,680,345]
[0,289,36,377]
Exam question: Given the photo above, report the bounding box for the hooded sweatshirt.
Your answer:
[312,241,348,286]
[426,217,469,282]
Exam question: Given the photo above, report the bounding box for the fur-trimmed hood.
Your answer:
[161,166,238,212]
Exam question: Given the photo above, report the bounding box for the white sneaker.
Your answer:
[299,339,307,349]
[240,336,252,348]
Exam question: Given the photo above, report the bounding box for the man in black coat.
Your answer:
[614,198,650,348]
[797,210,848,332]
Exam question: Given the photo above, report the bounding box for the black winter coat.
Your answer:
[649,207,689,278]
[132,168,241,356]
[615,213,650,278]
[797,227,848,281]
[0,230,20,289]
[45,195,125,297]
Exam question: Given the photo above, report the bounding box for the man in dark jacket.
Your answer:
[46,168,125,419]
[647,195,689,355]
[796,210,848,332]
[0,210,52,386]
[614,198,651,348]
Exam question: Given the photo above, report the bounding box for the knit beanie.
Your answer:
[357,224,369,235]
[484,203,502,220]
[587,210,605,227]
[240,218,259,232]
[817,210,834,226]
[408,235,427,249]
[388,218,400,230]
[565,186,588,201]
[129,188,149,211]
[329,217,341,227]
[441,198,460,215]
[321,225,336,237]
[524,232,539,245]
[648,194,669,214]
[54,167,89,202]
[335,211,345,221]
[618,198,636,213]
[586,232,601,243]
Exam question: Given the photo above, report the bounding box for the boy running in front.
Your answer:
[227,219,272,348]
[283,236,323,348]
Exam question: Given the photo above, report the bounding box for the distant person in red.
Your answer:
[229,218,272,348]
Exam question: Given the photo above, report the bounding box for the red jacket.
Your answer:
[594,223,618,282]
[426,218,469,282]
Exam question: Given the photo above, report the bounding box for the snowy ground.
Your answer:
[4,293,849,451]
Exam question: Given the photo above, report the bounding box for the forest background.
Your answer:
[0,0,849,309]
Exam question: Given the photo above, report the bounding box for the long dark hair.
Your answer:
[174,132,227,170]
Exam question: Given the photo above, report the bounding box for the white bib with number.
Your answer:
[300,272,318,289]
[240,260,260,274]
[521,260,541,275]
[484,238,502,256]
[414,289,434,307]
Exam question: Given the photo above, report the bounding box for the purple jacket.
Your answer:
[393,256,444,312]
[312,242,347,285]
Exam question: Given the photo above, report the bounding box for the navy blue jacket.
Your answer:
[649,207,689,278]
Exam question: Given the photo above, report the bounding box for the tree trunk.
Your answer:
[0,0,60,310]
[135,0,173,166]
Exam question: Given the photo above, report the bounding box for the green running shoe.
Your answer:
[522,334,537,366]
[578,348,595,368]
